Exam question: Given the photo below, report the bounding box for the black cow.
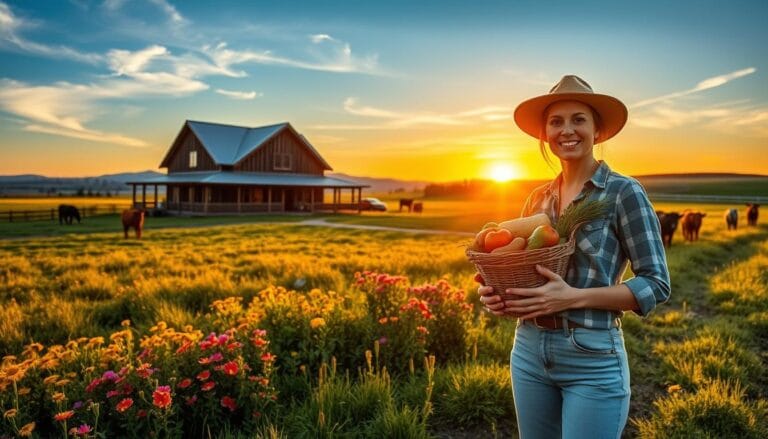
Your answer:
[724,208,738,230]
[399,198,414,212]
[58,204,81,225]
[746,204,759,226]
[656,211,682,248]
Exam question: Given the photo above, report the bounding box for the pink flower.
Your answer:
[220,395,237,412]
[222,361,239,376]
[106,390,120,398]
[152,385,172,409]
[85,378,102,393]
[196,370,211,381]
[75,424,92,437]
[185,395,198,406]
[208,352,224,363]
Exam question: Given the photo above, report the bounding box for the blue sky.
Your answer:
[0,0,766,180]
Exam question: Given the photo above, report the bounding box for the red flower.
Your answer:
[136,363,154,379]
[196,370,211,381]
[222,361,239,376]
[220,396,237,412]
[260,353,276,363]
[116,398,133,413]
[176,341,192,354]
[177,378,193,389]
[74,424,92,437]
[137,409,147,418]
[54,410,74,422]
[152,385,172,409]
[201,381,216,391]
[185,395,198,406]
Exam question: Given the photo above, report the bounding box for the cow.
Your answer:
[746,204,759,226]
[121,209,145,239]
[724,208,738,230]
[399,198,414,212]
[58,204,81,225]
[656,211,682,248]
[681,211,706,242]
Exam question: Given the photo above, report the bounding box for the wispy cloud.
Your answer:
[0,1,102,64]
[215,89,261,100]
[147,0,184,23]
[631,67,756,108]
[314,98,512,130]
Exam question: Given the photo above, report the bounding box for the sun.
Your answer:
[488,163,519,183]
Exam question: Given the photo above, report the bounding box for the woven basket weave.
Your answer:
[466,235,576,300]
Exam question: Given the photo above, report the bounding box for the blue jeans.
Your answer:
[510,320,630,439]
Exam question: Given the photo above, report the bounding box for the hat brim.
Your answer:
[514,93,628,143]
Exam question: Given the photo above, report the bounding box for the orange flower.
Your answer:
[54,410,74,422]
[116,398,134,413]
[19,422,35,437]
[667,384,682,394]
[152,385,172,409]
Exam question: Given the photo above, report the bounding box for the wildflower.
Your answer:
[19,422,35,437]
[52,392,66,403]
[260,353,276,363]
[72,401,84,410]
[208,352,224,363]
[176,342,192,354]
[378,336,388,346]
[106,390,120,398]
[177,378,193,389]
[54,379,70,387]
[17,387,31,396]
[226,341,242,351]
[252,337,267,348]
[136,363,154,379]
[196,370,211,381]
[85,378,102,393]
[116,398,133,413]
[185,395,198,406]
[54,410,75,422]
[378,317,388,324]
[220,396,237,412]
[201,381,216,392]
[310,317,326,329]
[3,408,17,419]
[43,375,60,386]
[102,370,119,381]
[74,424,92,437]
[416,326,429,335]
[667,384,682,394]
[121,319,131,327]
[222,361,239,376]
[87,337,105,348]
[3,365,25,381]
[152,386,172,409]
[136,409,147,418]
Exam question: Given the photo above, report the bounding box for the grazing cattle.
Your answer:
[121,209,145,239]
[724,208,738,230]
[681,211,706,242]
[746,203,759,226]
[399,198,414,212]
[58,204,81,225]
[656,211,682,248]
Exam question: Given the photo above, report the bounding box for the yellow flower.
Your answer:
[18,387,31,396]
[87,337,105,348]
[55,379,71,387]
[19,422,35,437]
[310,318,326,329]
[3,408,17,419]
[121,319,131,327]
[2,365,25,382]
[52,392,66,402]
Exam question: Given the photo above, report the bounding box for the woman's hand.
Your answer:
[478,286,509,316]
[504,265,579,319]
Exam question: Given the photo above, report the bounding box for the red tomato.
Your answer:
[473,272,485,285]
[484,228,514,252]
[475,227,497,252]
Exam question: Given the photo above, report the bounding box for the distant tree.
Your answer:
[76,188,85,196]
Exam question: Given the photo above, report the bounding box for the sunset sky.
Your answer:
[0,0,766,182]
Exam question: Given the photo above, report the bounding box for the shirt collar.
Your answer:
[544,160,610,197]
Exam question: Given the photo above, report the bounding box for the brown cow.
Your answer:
[656,211,682,248]
[681,211,706,242]
[399,198,414,212]
[746,203,759,226]
[121,209,145,239]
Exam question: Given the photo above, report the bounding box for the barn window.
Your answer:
[273,153,292,171]
[189,150,198,168]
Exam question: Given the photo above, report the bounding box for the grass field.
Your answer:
[1,196,767,437]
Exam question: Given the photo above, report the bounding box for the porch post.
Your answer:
[268,187,272,213]
[132,184,136,207]
[154,185,158,209]
[358,187,362,213]
[142,184,147,208]
[237,186,241,213]
[190,186,195,212]
[204,187,209,213]
[310,188,315,212]
[333,188,338,213]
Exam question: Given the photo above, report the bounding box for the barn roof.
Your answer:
[160,120,333,170]
[126,171,368,188]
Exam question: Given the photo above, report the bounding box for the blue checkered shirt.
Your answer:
[521,161,671,328]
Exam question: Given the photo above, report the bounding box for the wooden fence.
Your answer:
[0,204,132,223]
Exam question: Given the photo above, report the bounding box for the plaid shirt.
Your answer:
[521,161,670,329]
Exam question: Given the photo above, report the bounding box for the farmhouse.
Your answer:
[127,120,368,214]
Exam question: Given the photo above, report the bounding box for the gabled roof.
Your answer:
[126,171,367,188]
[160,120,332,170]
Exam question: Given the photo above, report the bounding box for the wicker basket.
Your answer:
[466,233,576,300]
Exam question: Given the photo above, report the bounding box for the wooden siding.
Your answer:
[167,129,217,173]
[235,130,325,175]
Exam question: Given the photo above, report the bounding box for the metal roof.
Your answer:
[172,120,332,170]
[126,171,368,188]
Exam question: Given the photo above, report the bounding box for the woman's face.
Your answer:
[544,100,600,163]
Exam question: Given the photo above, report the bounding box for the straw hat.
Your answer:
[514,75,628,142]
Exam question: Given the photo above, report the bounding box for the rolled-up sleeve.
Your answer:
[616,180,671,316]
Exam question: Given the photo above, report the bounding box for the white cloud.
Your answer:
[310,34,334,43]
[0,1,103,64]
[215,89,261,100]
[632,67,757,108]
[148,0,184,23]
[329,97,512,129]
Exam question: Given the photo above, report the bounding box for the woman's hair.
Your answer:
[538,102,604,174]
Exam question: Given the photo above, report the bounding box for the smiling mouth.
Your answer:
[559,140,580,148]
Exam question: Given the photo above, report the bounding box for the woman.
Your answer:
[479,75,670,438]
